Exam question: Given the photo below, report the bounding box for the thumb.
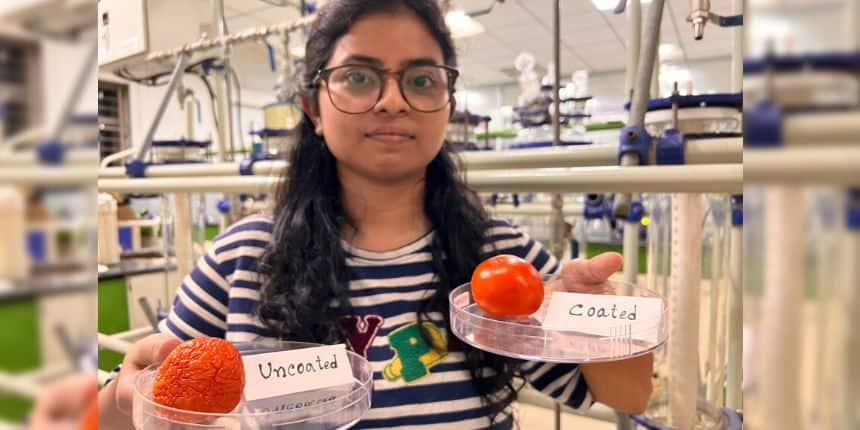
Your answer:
[562,252,623,285]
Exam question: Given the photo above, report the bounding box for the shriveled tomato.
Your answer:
[78,397,98,430]
[471,254,544,318]
[152,337,245,415]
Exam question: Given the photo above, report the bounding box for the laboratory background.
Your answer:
[0,0,857,429]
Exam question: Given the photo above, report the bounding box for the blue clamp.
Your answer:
[846,189,860,230]
[627,201,644,223]
[718,14,743,27]
[584,194,605,220]
[216,198,231,215]
[618,125,651,165]
[744,100,782,147]
[512,194,520,208]
[125,159,147,178]
[731,194,743,227]
[489,193,499,207]
[37,140,65,165]
[656,128,685,165]
[239,153,267,176]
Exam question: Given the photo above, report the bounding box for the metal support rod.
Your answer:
[625,0,642,98]
[135,53,191,161]
[553,0,561,149]
[49,41,98,143]
[731,0,743,93]
[616,0,666,219]
[146,16,315,62]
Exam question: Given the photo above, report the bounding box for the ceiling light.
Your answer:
[591,0,652,12]
[445,10,485,39]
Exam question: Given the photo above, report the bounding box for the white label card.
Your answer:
[541,292,663,344]
[242,344,353,401]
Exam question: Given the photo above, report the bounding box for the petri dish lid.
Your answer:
[449,278,667,363]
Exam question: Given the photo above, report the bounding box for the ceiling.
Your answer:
[220,0,740,92]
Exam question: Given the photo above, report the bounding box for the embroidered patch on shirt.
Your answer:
[383,321,448,383]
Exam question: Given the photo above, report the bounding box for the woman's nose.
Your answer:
[373,75,410,114]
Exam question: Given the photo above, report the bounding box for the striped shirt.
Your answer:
[157,214,593,429]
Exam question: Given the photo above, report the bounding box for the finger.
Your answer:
[29,374,97,427]
[116,334,181,413]
[127,333,182,369]
[561,252,623,285]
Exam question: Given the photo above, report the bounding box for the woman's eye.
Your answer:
[346,72,369,85]
[410,75,434,89]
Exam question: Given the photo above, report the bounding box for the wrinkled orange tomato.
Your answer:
[78,397,98,430]
[471,254,544,318]
[152,337,245,414]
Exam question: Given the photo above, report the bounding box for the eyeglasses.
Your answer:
[312,64,459,114]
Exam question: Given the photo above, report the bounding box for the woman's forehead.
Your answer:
[325,10,445,68]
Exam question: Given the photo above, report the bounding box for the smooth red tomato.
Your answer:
[471,254,544,318]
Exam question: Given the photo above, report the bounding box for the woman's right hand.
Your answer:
[99,333,181,425]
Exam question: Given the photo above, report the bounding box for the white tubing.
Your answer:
[667,193,702,429]
[745,148,860,185]
[726,221,743,410]
[100,147,135,168]
[759,186,805,429]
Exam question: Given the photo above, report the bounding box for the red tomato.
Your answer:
[471,255,544,318]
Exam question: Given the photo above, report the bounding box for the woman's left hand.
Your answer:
[546,252,623,295]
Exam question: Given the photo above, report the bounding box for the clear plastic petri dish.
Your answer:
[133,340,373,429]
[449,278,667,363]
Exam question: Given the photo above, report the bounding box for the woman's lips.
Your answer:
[365,127,416,142]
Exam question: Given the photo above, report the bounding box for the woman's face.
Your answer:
[308,10,451,183]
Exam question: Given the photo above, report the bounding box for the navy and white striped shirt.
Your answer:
[157,214,593,429]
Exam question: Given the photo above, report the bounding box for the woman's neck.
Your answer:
[339,169,431,253]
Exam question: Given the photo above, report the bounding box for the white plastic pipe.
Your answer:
[667,193,702,429]
[745,148,860,185]
[99,165,743,194]
[98,139,743,178]
[726,220,743,409]
[623,221,639,288]
[0,149,99,167]
[759,186,805,429]
[486,202,584,217]
[0,167,96,185]
[839,224,860,429]
[97,333,132,354]
[0,373,42,399]
[783,111,860,145]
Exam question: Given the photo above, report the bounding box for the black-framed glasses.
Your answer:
[312,64,459,114]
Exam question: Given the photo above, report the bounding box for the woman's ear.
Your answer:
[300,95,324,136]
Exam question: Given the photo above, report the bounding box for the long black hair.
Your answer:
[257,0,525,425]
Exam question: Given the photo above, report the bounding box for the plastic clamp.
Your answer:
[217,198,231,215]
[618,125,651,165]
[125,159,147,178]
[239,153,265,176]
[744,100,782,147]
[656,128,685,165]
[627,201,644,223]
[731,194,743,227]
[846,189,860,230]
[37,140,65,165]
[512,194,520,208]
[490,193,499,207]
[584,194,605,220]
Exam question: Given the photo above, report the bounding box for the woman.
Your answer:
[99,1,652,428]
